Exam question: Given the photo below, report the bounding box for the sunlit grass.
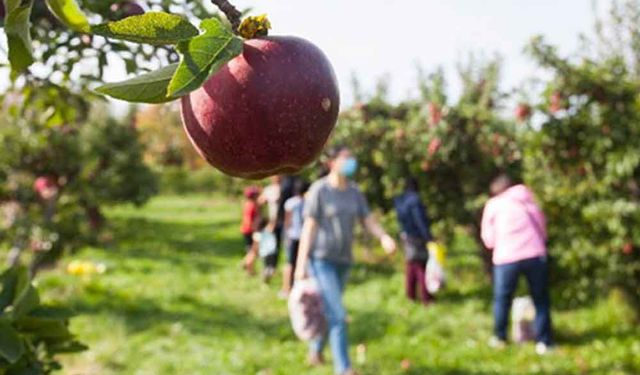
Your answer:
[36,194,640,375]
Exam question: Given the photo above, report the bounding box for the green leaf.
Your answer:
[0,268,19,312]
[44,0,90,33]
[0,319,24,364]
[48,340,88,354]
[167,18,243,98]
[95,64,180,103]
[14,317,71,339]
[10,268,39,320]
[91,12,199,45]
[28,306,75,320]
[4,0,35,73]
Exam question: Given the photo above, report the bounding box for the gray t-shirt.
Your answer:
[304,177,370,264]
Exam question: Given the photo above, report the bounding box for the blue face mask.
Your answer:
[340,158,358,177]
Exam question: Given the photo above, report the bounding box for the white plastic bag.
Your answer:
[425,242,446,294]
[511,296,536,343]
[288,278,327,341]
[255,231,277,258]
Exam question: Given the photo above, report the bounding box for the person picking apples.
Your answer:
[294,146,396,375]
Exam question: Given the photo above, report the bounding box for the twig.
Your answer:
[211,0,242,34]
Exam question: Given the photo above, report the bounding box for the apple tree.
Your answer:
[330,59,521,272]
[521,2,640,307]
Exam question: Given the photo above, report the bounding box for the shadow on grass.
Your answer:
[109,217,244,261]
[350,309,393,343]
[554,323,639,347]
[349,261,396,286]
[70,283,293,341]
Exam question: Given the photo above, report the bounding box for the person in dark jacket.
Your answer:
[394,178,434,305]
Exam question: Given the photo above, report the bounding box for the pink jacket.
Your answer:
[481,184,547,265]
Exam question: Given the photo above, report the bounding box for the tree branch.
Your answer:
[211,0,242,34]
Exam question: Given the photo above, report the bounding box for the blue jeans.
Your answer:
[309,259,351,374]
[493,256,553,345]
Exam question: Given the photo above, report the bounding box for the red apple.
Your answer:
[550,92,564,113]
[400,359,411,371]
[491,146,501,157]
[428,138,442,156]
[515,103,531,122]
[33,176,59,200]
[623,242,633,255]
[181,36,339,179]
[420,161,430,172]
[428,102,442,126]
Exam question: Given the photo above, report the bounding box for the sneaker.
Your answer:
[342,370,360,375]
[488,336,507,349]
[535,342,553,355]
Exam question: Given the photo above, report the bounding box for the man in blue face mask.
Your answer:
[340,157,358,178]
[294,146,396,375]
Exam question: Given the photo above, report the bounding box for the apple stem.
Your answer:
[211,0,242,34]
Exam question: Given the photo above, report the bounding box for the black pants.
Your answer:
[493,256,553,345]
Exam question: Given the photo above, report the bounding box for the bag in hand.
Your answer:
[288,278,327,341]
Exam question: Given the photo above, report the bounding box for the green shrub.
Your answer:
[0,266,85,374]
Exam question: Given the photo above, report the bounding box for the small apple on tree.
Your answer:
[428,102,442,126]
[515,103,532,122]
[33,176,59,201]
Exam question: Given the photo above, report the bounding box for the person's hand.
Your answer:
[294,265,308,280]
[380,234,397,255]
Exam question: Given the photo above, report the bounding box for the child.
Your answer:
[241,186,260,275]
[393,178,434,305]
[251,217,278,282]
[279,179,309,298]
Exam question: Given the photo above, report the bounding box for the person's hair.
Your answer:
[293,179,310,196]
[490,174,513,196]
[244,186,260,199]
[325,144,350,161]
[404,177,419,192]
[317,144,350,177]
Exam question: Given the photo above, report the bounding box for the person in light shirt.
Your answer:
[481,174,553,355]
[295,146,397,375]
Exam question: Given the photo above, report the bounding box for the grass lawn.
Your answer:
[36,194,640,375]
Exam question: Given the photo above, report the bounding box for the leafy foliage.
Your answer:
[0,85,158,272]
[0,266,85,374]
[331,60,521,272]
[522,13,640,306]
[0,0,245,103]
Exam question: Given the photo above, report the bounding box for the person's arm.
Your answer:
[294,217,319,279]
[480,202,495,250]
[363,214,397,254]
[295,183,321,280]
[283,210,293,232]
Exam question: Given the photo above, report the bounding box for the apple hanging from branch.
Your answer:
[181,35,339,179]
[91,2,340,180]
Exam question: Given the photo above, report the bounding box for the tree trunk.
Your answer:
[85,205,105,231]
